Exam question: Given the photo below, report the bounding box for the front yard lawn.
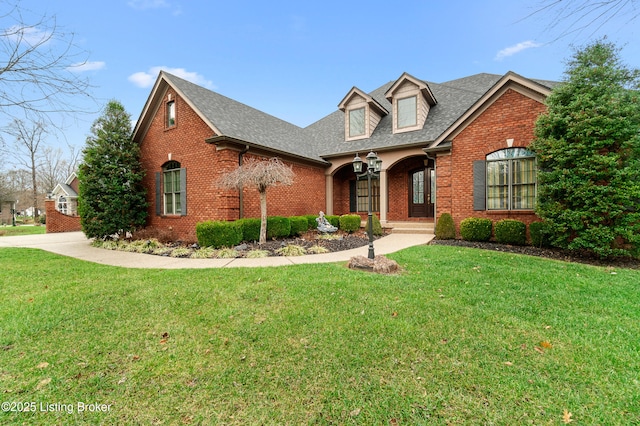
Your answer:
[0,245,638,424]
[0,225,46,237]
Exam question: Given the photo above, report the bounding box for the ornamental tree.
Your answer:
[530,40,640,257]
[78,100,147,239]
[218,157,294,244]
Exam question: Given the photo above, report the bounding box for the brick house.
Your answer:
[132,71,554,241]
[45,172,81,233]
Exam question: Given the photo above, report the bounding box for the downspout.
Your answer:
[238,145,250,218]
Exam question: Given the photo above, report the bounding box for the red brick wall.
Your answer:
[436,88,546,233]
[387,156,426,221]
[138,87,326,242]
[45,199,81,233]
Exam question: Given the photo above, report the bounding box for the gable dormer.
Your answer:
[338,87,388,141]
[385,72,437,134]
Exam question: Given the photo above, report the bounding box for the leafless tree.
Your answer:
[218,157,294,244]
[0,1,94,126]
[525,0,639,40]
[38,144,80,193]
[2,119,46,220]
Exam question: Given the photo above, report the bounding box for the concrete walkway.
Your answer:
[0,231,434,269]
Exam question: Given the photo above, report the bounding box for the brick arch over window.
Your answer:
[156,161,187,216]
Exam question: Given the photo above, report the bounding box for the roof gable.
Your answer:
[429,71,552,148]
[385,72,437,106]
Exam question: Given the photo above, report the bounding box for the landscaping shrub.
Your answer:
[196,220,242,248]
[266,216,291,239]
[460,217,492,242]
[529,221,551,248]
[289,216,309,237]
[236,218,261,242]
[494,219,526,245]
[304,214,318,230]
[339,214,361,233]
[326,215,340,229]
[372,214,383,236]
[435,213,456,240]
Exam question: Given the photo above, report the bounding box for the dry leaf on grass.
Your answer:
[36,377,51,390]
[36,362,49,369]
[562,409,573,423]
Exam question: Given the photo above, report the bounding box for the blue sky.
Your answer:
[6,0,640,150]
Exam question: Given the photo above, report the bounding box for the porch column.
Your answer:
[325,174,333,215]
[379,169,388,225]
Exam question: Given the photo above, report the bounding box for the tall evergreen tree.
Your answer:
[78,100,147,239]
[531,40,640,257]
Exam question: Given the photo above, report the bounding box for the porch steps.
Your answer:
[384,221,435,235]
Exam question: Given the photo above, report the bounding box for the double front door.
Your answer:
[409,168,434,218]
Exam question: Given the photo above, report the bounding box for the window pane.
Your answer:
[356,178,380,212]
[486,160,509,210]
[172,170,180,192]
[165,194,173,215]
[349,108,365,137]
[397,96,417,128]
[167,101,175,127]
[413,171,424,204]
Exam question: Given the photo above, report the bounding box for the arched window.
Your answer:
[485,148,536,210]
[57,195,68,215]
[163,161,182,215]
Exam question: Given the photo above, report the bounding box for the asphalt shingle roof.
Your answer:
[162,71,554,163]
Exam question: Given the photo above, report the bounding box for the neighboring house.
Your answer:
[49,172,79,216]
[132,71,555,242]
[45,172,81,233]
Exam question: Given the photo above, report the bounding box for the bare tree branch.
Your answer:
[218,157,295,244]
[0,1,96,127]
[523,0,639,41]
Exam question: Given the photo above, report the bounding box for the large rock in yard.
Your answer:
[348,255,399,274]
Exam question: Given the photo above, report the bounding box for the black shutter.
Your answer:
[155,172,161,216]
[473,160,486,211]
[349,180,357,212]
[180,168,187,216]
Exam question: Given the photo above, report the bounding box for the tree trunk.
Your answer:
[30,151,39,222]
[259,189,268,244]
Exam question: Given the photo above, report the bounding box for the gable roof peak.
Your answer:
[385,72,437,106]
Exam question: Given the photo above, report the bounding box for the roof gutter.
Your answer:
[206,135,329,166]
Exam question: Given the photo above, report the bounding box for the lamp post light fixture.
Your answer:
[352,151,381,259]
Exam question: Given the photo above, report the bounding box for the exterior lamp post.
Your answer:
[352,151,382,259]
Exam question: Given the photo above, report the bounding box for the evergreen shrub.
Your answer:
[236,218,261,242]
[289,216,309,236]
[460,217,492,242]
[529,221,551,248]
[304,214,318,230]
[326,215,340,228]
[494,219,526,245]
[196,221,242,248]
[267,216,291,239]
[339,214,362,233]
[435,213,456,240]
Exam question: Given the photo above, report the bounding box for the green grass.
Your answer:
[0,225,46,237]
[0,245,639,425]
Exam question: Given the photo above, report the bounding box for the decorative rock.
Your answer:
[234,243,248,251]
[348,255,399,274]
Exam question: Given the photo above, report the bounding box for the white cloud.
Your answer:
[67,61,106,72]
[128,66,214,89]
[6,25,52,46]
[127,0,169,10]
[127,0,182,14]
[495,41,543,61]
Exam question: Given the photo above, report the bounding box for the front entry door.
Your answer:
[409,168,434,218]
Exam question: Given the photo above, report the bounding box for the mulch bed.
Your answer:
[430,239,640,270]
